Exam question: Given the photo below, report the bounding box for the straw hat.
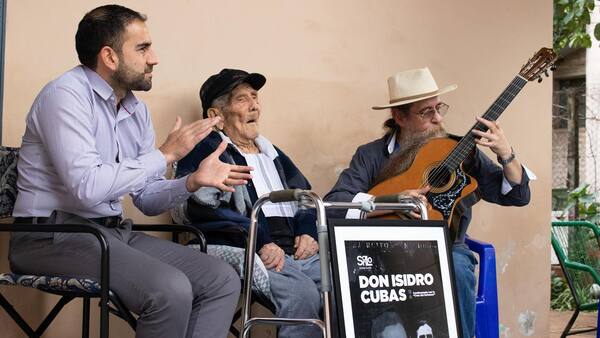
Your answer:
[372,67,457,110]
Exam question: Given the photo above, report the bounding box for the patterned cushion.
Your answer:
[0,146,19,218]
[188,244,273,302]
[0,273,101,294]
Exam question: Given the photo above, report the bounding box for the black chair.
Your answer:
[0,146,206,338]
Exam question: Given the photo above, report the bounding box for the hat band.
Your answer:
[389,89,440,104]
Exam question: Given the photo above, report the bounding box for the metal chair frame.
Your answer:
[190,225,277,337]
[551,220,600,338]
[0,223,205,338]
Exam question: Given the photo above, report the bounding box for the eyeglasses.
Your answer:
[414,102,449,120]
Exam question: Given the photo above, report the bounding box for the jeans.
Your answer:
[453,244,478,338]
[268,254,322,338]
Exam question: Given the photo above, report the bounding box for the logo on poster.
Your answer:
[357,255,373,267]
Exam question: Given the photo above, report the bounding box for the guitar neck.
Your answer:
[444,75,528,170]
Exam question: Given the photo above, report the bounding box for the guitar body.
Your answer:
[368,137,479,226]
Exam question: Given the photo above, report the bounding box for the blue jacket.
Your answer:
[176,131,316,254]
[324,133,531,243]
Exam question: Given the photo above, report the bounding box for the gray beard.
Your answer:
[371,127,447,188]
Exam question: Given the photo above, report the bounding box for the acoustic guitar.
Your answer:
[368,47,557,231]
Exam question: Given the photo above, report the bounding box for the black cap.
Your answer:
[200,69,266,118]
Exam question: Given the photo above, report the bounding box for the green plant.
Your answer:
[563,184,600,223]
[551,272,576,310]
[554,0,600,51]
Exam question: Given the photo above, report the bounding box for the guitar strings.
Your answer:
[440,77,526,171]
[424,78,524,191]
[423,77,525,194]
[420,76,528,199]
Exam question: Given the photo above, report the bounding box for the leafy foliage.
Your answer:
[563,184,600,223]
[554,0,600,51]
[551,272,575,310]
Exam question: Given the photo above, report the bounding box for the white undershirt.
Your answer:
[219,132,297,218]
[244,153,297,217]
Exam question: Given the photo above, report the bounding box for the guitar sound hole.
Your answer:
[427,166,451,189]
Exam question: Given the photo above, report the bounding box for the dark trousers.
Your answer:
[9,211,240,338]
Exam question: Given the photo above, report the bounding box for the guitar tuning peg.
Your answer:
[545,70,549,77]
[550,64,557,71]
[537,77,543,83]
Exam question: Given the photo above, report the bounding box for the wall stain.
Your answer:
[518,310,536,336]
[499,324,511,338]
[498,240,517,274]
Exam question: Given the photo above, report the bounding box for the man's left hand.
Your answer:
[186,141,253,192]
[294,234,318,260]
[471,116,512,158]
[471,116,523,184]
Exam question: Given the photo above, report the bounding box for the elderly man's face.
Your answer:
[394,96,445,138]
[221,83,261,145]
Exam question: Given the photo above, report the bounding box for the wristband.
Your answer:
[497,147,515,166]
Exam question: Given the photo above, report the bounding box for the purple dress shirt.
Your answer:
[13,66,190,218]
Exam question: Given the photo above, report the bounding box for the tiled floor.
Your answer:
[550,310,597,338]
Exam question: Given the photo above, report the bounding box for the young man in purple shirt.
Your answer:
[10,5,252,338]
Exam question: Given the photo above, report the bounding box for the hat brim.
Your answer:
[230,73,266,93]
[371,84,458,110]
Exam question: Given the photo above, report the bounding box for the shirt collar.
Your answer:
[386,130,399,155]
[120,92,140,115]
[217,131,279,160]
[82,65,139,113]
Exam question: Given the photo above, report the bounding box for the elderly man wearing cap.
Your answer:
[324,68,533,338]
[175,69,323,338]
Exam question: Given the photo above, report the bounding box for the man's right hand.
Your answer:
[259,242,286,272]
[400,186,430,219]
[159,116,221,165]
[367,187,431,219]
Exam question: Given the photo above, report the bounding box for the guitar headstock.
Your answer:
[519,47,557,82]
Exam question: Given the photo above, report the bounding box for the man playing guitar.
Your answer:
[324,67,534,338]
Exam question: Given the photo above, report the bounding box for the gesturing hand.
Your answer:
[471,117,512,159]
[159,116,221,165]
[259,242,286,272]
[185,141,253,192]
[294,234,318,260]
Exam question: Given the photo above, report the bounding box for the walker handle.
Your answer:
[373,194,403,203]
[268,189,303,203]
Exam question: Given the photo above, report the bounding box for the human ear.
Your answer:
[207,108,225,130]
[392,108,407,128]
[98,46,119,72]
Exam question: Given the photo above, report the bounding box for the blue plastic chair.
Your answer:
[466,237,500,338]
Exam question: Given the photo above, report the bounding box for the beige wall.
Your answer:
[1,1,552,337]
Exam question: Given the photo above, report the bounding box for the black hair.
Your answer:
[383,102,413,135]
[75,4,146,69]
